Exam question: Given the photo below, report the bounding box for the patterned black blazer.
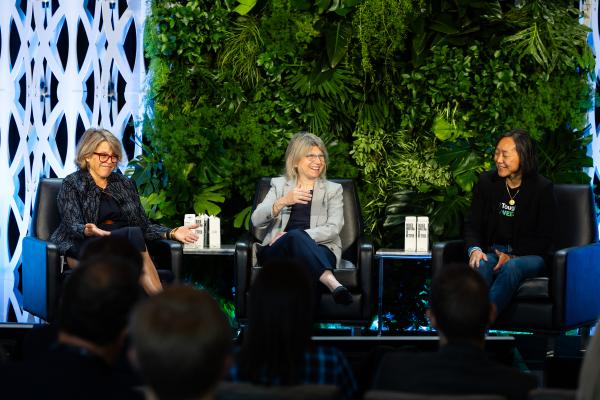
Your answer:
[49,169,170,255]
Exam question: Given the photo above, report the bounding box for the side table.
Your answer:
[183,244,236,297]
[183,244,236,256]
[375,248,432,336]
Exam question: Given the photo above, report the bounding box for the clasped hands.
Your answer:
[84,223,200,244]
[468,249,514,271]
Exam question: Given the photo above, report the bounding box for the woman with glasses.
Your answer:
[50,128,198,294]
[251,132,352,305]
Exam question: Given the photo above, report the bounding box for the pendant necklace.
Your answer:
[505,180,520,206]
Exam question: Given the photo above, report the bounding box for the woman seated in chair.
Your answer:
[50,128,198,294]
[466,129,556,313]
[251,132,352,305]
[229,259,357,400]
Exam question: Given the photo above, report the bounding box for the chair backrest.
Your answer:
[553,184,598,250]
[30,178,63,240]
[363,391,506,400]
[527,388,577,400]
[249,178,363,257]
[216,382,341,400]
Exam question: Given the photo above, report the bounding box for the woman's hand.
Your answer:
[468,249,487,269]
[493,249,512,272]
[283,187,312,205]
[269,231,286,246]
[173,224,199,244]
[84,223,111,237]
[272,186,312,216]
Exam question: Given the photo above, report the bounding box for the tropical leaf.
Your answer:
[193,184,227,216]
[233,0,257,15]
[325,22,352,68]
[234,205,252,229]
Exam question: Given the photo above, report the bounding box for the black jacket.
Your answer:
[49,169,169,255]
[373,342,538,400]
[464,170,556,257]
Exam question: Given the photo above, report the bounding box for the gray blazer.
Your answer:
[251,177,344,267]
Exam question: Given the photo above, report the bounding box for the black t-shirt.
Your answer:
[493,185,520,248]
[285,190,313,231]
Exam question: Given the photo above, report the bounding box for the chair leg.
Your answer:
[579,326,591,351]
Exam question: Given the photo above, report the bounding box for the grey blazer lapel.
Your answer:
[310,179,326,228]
[281,179,294,229]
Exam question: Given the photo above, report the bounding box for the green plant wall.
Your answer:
[136,0,594,246]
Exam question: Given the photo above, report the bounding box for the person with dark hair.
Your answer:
[50,127,198,294]
[373,264,537,400]
[465,129,556,313]
[129,286,232,400]
[228,259,357,399]
[0,256,144,399]
[251,132,352,305]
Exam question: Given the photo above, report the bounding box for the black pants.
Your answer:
[257,229,336,284]
[66,226,146,259]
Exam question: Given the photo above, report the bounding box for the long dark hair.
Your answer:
[238,259,315,385]
[496,129,538,177]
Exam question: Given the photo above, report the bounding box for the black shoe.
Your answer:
[332,286,353,305]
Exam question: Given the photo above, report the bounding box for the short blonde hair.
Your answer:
[284,132,328,180]
[75,128,123,170]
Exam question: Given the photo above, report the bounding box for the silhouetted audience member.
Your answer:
[228,259,357,399]
[373,263,537,400]
[0,256,143,399]
[129,285,232,400]
[21,236,144,360]
[578,321,600,400]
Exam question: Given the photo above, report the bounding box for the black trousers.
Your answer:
[66,226,146,259]
[257,229,336,284]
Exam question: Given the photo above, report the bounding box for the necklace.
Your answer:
[505,180,520,206]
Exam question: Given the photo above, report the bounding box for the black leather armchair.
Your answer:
[235,178,374,325]
[22,178,183,322]
[432,184,600,333]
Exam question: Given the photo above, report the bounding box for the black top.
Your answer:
[373,342,538,400]
[285,191,312,231]
[493,185,520,247]
[97,190,129,231]
[50,170,170,255]
[0,343,143,400]
[464,170,556,257]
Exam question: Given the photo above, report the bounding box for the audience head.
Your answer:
[240,258,315,384]
[58,256,142,346]
[284,132,328,181]
[495,129,537,178]
[79,236,143,278]
[429,263,494,344]
[129,286,232,400]
[75,127,123,170]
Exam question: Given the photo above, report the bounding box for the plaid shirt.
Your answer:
[228,345,357,400]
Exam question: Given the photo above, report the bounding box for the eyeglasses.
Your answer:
[93,152,119,163]
[305,153,325,162]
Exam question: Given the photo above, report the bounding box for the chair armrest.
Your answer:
[147,239,183,281]
[551,242,600,329]
[234,233,253,319]
[22,236,62,321]
[432,239,465,277]
[357,236,374,319]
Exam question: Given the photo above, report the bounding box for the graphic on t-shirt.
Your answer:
[499,201,516,217]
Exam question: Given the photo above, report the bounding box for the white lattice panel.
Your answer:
[582,0,600,235]
[0,0,146,322]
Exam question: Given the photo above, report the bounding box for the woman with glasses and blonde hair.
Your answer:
[50,128,198,294]
[251,132,352,305]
